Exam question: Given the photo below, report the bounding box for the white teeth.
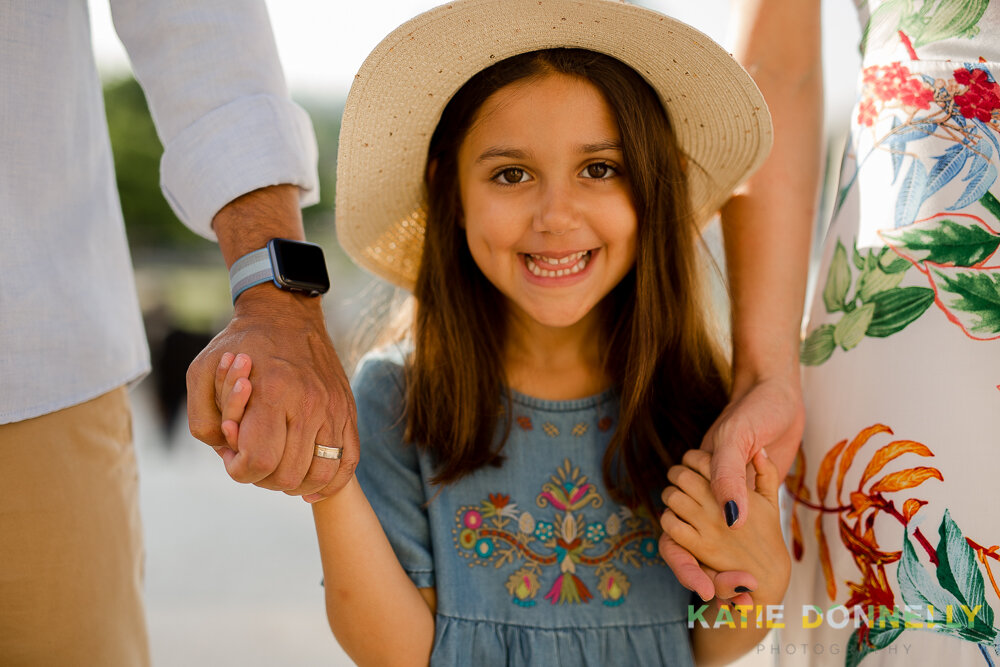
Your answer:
[524,250,591,278]
[529,250,586,265]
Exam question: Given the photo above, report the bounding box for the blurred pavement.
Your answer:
[132,382,354,666]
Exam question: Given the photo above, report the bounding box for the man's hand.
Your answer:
[187,287,359,500]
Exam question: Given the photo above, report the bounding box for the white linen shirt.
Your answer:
[0,0,319,423]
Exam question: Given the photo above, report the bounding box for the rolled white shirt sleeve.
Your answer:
[109,0,319,239]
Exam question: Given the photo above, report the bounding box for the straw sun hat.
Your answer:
[335,0,772,290]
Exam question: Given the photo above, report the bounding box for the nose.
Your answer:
[533,180,580,236]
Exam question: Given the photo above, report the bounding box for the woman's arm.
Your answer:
[313,483,436,666]
[708,0,823,523]
[660,0,823,599]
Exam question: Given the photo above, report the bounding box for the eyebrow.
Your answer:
[474,139,623,164]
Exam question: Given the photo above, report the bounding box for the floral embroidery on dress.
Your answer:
[786,424,1000,665]
[517,416,533,431]
[597,416,614,432]
[451,458,662,608]
[542,422,560,438]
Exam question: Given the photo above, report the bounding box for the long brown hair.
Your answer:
[404,48,730,513]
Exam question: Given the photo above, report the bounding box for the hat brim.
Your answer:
[335,0,772,290]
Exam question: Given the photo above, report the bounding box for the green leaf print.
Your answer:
[824,240,852,313]
[935,511,996,638]
[845,626,904,667]
[880,252,912,274]
[880,218,1000,268]
[860,0,910,56]
[857,261,907,303]
[853,242,866,271]
[911,0,988,47]
[834,302,876,351]
[865,287,936,337]
[929,266,1000,337]
[801,324,836,366]
[898,528,964,625]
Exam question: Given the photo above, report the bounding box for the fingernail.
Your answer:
[220,353,234,370]
[233,355,246,370]
[735,586,752,593]
[234,379,245,393]
[725,500,739,527]
[760,448,769,459]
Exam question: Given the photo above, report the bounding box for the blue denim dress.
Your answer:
[353,347,695,666]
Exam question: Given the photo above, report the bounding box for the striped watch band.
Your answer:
[229,248,275,304]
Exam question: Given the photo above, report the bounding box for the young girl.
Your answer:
[218,1,789,664]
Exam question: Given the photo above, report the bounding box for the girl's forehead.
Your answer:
[461,73,620,152]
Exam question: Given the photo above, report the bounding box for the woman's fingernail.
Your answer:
[233,379,245,393]
[760,447,769,459]
[219,353,234,370]
[735,586,752,593]
[234,355,246,370]
[725,500,739,527]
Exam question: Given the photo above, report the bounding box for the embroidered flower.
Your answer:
[598,566,630,607]
[585,522,607,542]
[505,566,542,607]
[474,538,495,558]
[597,416,613,432]
[463,510,483,530]
[459,529,478,550]
[516,416,533,430]
[534,521,555,542]
[640,538,658,559]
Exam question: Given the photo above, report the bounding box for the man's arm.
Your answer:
[111,0,357,497]
[186,185,359,498]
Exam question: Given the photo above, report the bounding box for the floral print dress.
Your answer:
[783,2,1000,665]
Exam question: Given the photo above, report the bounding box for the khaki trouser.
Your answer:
[0,387,150,666]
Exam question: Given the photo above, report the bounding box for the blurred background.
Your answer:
[87,1,861,664]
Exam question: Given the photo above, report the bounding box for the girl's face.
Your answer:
[456,73,638,332]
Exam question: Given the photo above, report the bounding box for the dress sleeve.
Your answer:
[352,350,435,589]
[109,0,319,237]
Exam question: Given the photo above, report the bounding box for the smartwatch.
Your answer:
[229,238,330,304]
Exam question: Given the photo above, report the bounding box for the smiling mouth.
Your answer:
[522,250,593,278]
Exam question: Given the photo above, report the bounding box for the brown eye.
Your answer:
[497,167,527,184]
[584,163,614,179]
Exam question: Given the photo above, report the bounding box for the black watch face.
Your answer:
[269,239,330,295]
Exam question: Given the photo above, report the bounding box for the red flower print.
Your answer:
[517,416,533,430]
[857,98,878,127]
[597,417,613,432]
[953,66,1000,122]
[897,78,933,109]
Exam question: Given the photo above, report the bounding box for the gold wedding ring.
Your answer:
[314,444,343,460]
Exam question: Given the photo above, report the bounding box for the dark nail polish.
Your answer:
[735,586,752,593]
[725,500,739,527]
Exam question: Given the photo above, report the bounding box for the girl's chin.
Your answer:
[511,304,593,331]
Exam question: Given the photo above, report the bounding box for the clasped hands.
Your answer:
[658,376,803,605]
[186,286,358,503]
